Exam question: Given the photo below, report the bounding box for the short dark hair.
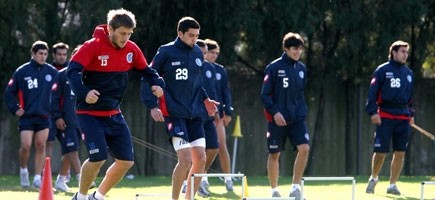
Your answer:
[389,40,409,59]
[177,16,200,34]
[52,42,69,54]
[107,8,136,30]
[282,32,304,50]
[31,40,49,53]
[196,39,206,48]
[204,39,219,51]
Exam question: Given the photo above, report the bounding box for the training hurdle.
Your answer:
[190,173,245,199]
[301,177,355,200]
[420,181,435,200]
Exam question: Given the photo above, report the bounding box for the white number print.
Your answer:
[175,68,188,80]
[27,78,38,89]
[390,78,401,88]
[101,59,108,66]
[283,77,289,88]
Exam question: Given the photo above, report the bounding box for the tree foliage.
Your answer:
[2,0,435,175]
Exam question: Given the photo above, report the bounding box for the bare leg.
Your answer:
[389,151,405,184]
[292,144,309,184]
[370,152,387,179]
[45,140,54,158]
[216,119,231,174]
[267,152,280,188]
[34,128,49,175]
[172,148,191,200]
[19,131,34,169]
[185,146,206,199]
[205,149,219,171]
[66,151,82,175]
[79,159,104,195]
[97,159,133,195]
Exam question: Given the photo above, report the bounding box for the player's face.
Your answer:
[285,46,303,61]
[52,48,68,65]
[178,28,199,47]
[109,25,133,49]
[32,49,48,65]
[393,46,409,64]
[199,46,208,60]
[206,48,219,64]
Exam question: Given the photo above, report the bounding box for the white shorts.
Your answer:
[172,137,206,151]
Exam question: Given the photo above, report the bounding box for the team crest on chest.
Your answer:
[126,52,133,63]
[195,58,202,67]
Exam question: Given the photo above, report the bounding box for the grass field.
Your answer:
[0,175,434,199]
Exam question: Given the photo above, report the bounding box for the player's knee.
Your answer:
[297,144,310,154]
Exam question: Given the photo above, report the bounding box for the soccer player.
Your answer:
[261,32,309,200]
[204,38,234,191]
[140,17,219,200]
[365,40,414,195]
[4,40,58,188]
[67,8,164,200]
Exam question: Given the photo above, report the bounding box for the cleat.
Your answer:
[289,188,305,200]
[272,191,281,197]
[386,185,401,195]
[197,181,210,197]
[225,180,234,191]
[200,180,210,192]
[88,191,102,200]
[72,192,78,200]
[20,172,30,188]
[55,180,71,192]
[32,179,41,188]
[366,178,378,194]
[181,181,187,194]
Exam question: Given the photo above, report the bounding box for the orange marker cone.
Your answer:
[39,157,53,200]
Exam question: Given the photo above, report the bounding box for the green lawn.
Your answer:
[0,175,434,199]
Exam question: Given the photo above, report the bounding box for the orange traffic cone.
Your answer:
[38,157,53,200]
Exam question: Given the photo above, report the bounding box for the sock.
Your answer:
[388,184,396,189]
[76,173,81,181]
[57,175,67,182]
[34,174,41,181]
[225,177,232,182]
[20,168,28,174]
[201,176,208,183]
[77,193,88,200]
[94,191,105,199]
[291,184,300,192]
[369,175,378,181]
[183,180,187,185]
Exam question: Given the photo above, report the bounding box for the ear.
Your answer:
[108,25,114,33]
[177,31,183,37]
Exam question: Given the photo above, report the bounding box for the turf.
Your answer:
[0,175,434,199]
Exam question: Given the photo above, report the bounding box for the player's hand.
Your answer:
[204,98,220,117]
[86,89,100,104]
[150,108,164,122]
[273,112,287,126]
[56,118,67,130]
[371,113,381,125]
[223,115,232,126]
[409,117,415,125]
[15,108,25,117]
[151,85,163,98]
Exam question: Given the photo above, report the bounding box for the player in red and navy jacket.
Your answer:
[4,40,58,188]
[364,40,414,196]
[67,9,164,200]
[261,32,309,199]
